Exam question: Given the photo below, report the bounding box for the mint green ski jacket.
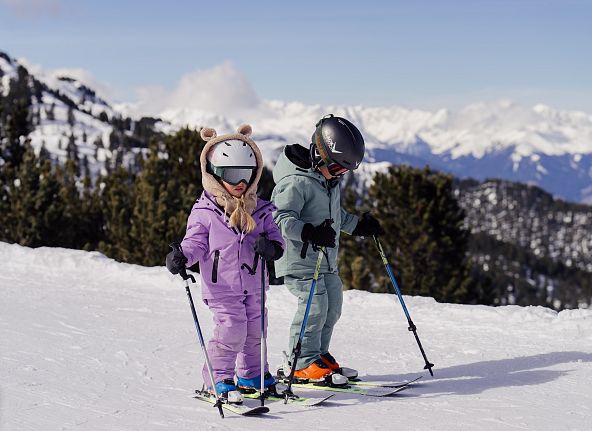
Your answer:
[271,144,359,278]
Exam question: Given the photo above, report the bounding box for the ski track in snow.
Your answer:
[1,242,591,430]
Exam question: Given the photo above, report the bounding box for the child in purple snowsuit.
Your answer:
[166,124,284,396]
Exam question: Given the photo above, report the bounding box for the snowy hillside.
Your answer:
[3,50,592,202]
[0,52,167,177]
[1,242,591,430]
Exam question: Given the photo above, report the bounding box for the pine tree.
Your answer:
[79,175,104,251]
[46,102,56,121]
[36,159,66,247]
[55,158,83,248]
[340,165,475,303]
[97,168,135,262]
[128,128,206,266]
[0,141,67,247]
[67,106,75,127]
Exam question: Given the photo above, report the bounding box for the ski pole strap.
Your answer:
[300,241,309,259]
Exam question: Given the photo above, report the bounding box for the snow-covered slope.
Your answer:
[1,242,591,430]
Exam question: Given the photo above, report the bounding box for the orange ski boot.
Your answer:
[293,358,333,381]
[320,352,340,371]
[320,352,358,379]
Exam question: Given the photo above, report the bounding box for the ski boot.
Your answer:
[320,352,359,380]
[277,352,349,387]
[210,379,243,404]
[236,372,279,397]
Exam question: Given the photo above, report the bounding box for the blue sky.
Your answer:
[1,0,591,111]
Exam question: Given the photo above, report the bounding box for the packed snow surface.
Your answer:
[1,243,591,430]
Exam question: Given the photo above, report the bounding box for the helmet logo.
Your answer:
[323,129,342,154]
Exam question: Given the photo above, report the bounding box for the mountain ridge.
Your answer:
[2,50,592,202]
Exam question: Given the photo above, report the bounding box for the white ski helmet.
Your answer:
[206,140,257,185]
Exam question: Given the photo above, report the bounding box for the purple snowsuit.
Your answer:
[181,191,284,386]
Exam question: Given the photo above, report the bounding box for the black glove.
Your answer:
[301,222,337,248]
[254,236,284,261]
[166,247,188,275]
[352,213,385,237]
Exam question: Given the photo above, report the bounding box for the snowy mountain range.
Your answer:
[2,50,592,203]
[154,101,592,204]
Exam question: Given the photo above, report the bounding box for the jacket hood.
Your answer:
[273,144,326,185]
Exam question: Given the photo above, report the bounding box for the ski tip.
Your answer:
[243,406,270,416]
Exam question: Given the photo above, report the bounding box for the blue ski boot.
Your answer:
[210,379,243,404]
[236,372,276,393]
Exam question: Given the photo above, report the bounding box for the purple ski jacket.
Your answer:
[181,191,285,300]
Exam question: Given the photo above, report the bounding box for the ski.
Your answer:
[241,391,334,407]
[275,380,410,397]
[347,375,423,388]
[193,391,270,416]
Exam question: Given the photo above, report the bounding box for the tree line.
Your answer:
[0,127,487,306]
[1,60,589,309]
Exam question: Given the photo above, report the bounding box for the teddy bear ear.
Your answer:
[200,127,217,142]
[237,124,252,138]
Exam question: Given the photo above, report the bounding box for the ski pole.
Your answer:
[372,236,435,376]
[282,246,325,403]
[170,243,224,418]
[259,254,266,407]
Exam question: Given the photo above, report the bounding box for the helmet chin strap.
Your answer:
[328,179,340,189]
[309,142,322,170]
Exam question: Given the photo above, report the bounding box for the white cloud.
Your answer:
[2,0,62,20]
[133,61,261,118]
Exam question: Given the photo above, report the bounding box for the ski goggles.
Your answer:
[323,159,349,177]
[207,163,257,186]
[312,149,350,177]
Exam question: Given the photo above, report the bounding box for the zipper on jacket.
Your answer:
[325,180,334,272]
[212,250,220,283]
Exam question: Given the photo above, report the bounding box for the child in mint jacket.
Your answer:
[271,115,384,380]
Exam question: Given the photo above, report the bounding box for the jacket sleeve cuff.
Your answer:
[340,213,359,235]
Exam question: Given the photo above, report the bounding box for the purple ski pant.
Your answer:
[202,293,268,387]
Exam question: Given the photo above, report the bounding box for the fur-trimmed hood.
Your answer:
[199,124,264,220]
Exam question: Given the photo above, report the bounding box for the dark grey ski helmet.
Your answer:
[310,114,365,176]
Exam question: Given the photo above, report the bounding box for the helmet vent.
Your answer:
[222,153,229,157]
